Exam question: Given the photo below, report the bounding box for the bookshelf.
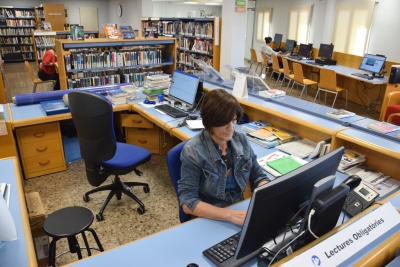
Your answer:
[0,6,35,63]
[55,37,177,90]
[141,17,221,73]
[32,30,99,71]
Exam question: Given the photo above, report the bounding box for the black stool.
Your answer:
[43,206,104,266]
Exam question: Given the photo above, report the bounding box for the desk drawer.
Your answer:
[126,134,159,153]
[20,138,61,158]
[23,151,65,174]
[121,114,153,128]
[17,122,59,144]
[126,127,158,136]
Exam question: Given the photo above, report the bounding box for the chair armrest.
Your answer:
[387,113,400,124]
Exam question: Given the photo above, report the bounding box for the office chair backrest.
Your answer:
[319,68,337,91]
[250,48,258,62]
[261,51,268,67]
[69,91,117,186]
[167,141,192,223]
[24,61,37,82]
[282,58,291,76]
[271,54,280,71]
[292,63,305,83]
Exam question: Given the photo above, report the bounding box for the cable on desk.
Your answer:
[162,119,179,149]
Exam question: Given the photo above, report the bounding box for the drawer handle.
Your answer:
[138,140,148,144]
[36,147,48,152]
[132,120,143,124]
[38,160,50,166]
[33,132,45,138]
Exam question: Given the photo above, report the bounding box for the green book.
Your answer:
[267,156,302,175]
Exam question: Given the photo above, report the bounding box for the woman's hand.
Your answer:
[228,210,247,226]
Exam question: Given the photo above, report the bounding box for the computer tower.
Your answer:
[389,65,400,84]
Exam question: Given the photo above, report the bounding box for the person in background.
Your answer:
[178,89,270,226]
[38,46,60,90]
[261,36,290,67]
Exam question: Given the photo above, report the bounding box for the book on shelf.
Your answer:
[103,24,119,39]
[309,138,332,159]
[247,135,281,149]
[107,89,128,105]
[247,128,273,140]
[276,138,318,159]
[319,143,331,157]
[119,25,135,39]
[71,25,84,40]
[326,109,355,119]
[338,149,366,173]
[40,99,70,116]
[241,120,272,133]
[144,27,159,38]
[257,151,307,177]
[259,89,286,98]
[42,21,51,31]
[367,121,400,134]
[264,125,300,141]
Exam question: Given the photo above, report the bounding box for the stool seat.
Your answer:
[43,206,94,237]
[43,206,104,266]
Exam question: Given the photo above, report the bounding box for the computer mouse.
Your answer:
[188,115,198,120]
[367,76,374,80]
[342,175,362,190]
[186,264,199,267]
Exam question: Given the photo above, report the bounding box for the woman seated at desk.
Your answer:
[178,89,270,226]
[38,46,60,90]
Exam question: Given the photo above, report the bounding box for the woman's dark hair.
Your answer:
[200,89,243,132]
[265,37,272,44]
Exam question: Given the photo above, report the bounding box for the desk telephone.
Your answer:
[342,175,379,217]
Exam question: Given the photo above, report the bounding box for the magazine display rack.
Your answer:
[55,37,177,89]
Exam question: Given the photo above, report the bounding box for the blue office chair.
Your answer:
[68,91,152,221]
[167,141,192,223]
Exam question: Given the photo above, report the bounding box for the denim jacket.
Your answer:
[178,130,268,210]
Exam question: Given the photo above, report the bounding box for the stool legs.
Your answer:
[67,235,83,259]
[81,231,91,256]
[87,228,104,252]
[48,237,60,267]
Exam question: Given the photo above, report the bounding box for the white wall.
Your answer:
[152,2,222,17]
[254,0,400,62]
[107,0,142,35]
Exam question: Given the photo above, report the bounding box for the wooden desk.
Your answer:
[0,104,18,159]
[0,157,37,267]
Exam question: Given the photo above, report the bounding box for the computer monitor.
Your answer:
[359,54,386,75]
[234,146,345,260]
[273,33,283,45]
[318,43,334,60]
[168,70,200,108]
[297,44,312,58]
[285,39,297,53]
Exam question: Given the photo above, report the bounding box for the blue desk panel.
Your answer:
[0,159,31,267]
[350,117,400,142]
[9,103,47,121]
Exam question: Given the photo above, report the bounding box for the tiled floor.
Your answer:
[3,60,381,266]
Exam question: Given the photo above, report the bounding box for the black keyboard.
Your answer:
[154,104,188,118]
[203,232,241,267]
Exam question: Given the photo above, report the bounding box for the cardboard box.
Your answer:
[26,192,49,267]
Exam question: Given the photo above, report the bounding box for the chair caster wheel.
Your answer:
[143,185,150,193]
[137,206,145,215]
[83,195,90,202]
[96,213,104,221]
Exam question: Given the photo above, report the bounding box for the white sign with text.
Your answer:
[280,202,400,267]
[232,74,248,99]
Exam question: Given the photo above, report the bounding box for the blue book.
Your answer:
[241,120,272,133]
[40,99,70,116]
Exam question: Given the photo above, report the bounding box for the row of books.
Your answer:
[35,10,44,18]
[67,75,121,89]
[64,49,163,70]
[0,28,33,36]
[5,19,35,27]
[34,36,55,47]
[177,22,214,38]
[0,46,33,53]
[21,53,34,60]
[177,51,213,66]
[0,36,33,45]
[0,9,34,18]
[178,37,213,55]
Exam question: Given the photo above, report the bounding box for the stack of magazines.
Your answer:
[107,89,128,105]
[241,120,271,133]
[142,74,171,96]
[246,125,300,149]
[338,149,366,173]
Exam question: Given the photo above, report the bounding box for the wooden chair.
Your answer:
[24,61,54,93]
[279,58,294,91]
[267,54,284,87]
[380,91,400,125]
[314,68,348,109]
[289,63,318,99]
[259,52,271,78]
[249,48,263,74]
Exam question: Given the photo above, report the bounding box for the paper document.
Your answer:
[185,120,204,130]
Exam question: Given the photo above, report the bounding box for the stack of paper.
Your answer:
[276,138,317,159]
[367,121,400,134]
[257,151,307,177]
[142,74,171,96]
[338,149,366,173]
[107,89,128,105]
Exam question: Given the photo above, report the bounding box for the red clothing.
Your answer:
[40,50,57,74]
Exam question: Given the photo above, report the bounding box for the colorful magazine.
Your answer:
[368,121,400,134]
[326,109,355,119]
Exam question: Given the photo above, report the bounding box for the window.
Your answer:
[332,2,375,56]
[256,7,272,42]
[287,5,313,45]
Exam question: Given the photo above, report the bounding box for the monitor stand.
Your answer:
[315,58,337,65]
